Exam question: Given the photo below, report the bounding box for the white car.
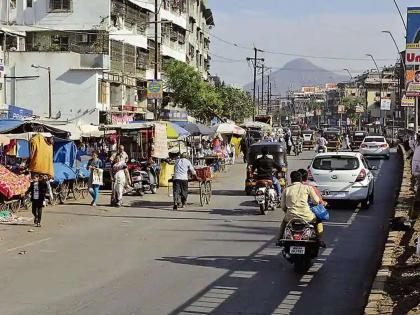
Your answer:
[359,136,390,159]
[308,152,376,208]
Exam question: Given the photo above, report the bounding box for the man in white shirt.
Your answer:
[173,153,196,210]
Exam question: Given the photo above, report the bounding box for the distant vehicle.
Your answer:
[255,115,272,126]
[359,136,390,159]
[351,131,368,151]
[290,124,301,136]
[308,152,376,208]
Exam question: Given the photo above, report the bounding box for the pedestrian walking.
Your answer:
[111,161,129,207]
[173,153,196,210]
[29,173,47,227]
[87,151,103,207]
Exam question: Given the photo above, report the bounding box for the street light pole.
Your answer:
[392,0,407,32]
[366,54,384,130]
[154,0,159,120]
[343,68,353,81]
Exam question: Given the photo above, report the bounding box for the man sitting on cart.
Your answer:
[251,147,283,201]
[173,153,197,211]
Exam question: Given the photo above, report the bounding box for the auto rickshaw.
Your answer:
[351,131,368,151]
[302,130,316,150]
[324,130,342,152]
[245,142,288,195]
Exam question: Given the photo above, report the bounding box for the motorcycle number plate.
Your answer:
[255,195,265,201]
[289,246,305,255]
[132,176,141,181]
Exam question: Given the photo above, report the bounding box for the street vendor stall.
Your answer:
[0,164,30,213]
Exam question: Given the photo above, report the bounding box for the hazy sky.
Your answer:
[208,0,418,86]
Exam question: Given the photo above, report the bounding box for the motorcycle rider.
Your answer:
[316,133,328,152]
[276,171,326,247]
[251,147,283,201]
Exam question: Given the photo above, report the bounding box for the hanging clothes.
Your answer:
[29,134,54,178]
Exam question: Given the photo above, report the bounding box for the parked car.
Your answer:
[308,152,376,208]
[359,136,390,159]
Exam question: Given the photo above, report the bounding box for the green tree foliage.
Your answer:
[341,96,364,122]
[163,60,253,122]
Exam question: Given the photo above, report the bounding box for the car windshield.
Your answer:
[364,137,385,143]
[312,156,359,170]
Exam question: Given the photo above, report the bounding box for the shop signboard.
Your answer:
[8,105,33,119]
[147,80,163,100]
[401,96,416,107]
[406,69,420,97]
[337,105,345,114]
[406,49,420,65]
[407,7,420,49]
[355,105,365,113]
[153,122,169,159]
[380,98,392,111]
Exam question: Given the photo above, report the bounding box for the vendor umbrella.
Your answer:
[161,121,190,139]
[240,121,272,132]
[174,121,213,136]
[212,123,245,136]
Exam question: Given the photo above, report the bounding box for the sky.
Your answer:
[208,0,419,86]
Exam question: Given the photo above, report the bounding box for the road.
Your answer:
[0,150,402,315]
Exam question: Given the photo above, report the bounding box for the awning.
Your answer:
[0,120,69,138]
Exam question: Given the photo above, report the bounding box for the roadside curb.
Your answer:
[363,144,413,315]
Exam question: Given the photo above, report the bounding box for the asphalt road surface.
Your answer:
[0,149,402,315]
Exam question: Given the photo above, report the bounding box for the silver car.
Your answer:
[359,136,390,159]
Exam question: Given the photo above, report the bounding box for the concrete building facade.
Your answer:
[0,0,214,124]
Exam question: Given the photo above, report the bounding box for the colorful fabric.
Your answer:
[0,165,30,199]
[29,134,54,178]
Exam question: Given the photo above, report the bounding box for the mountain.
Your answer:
[244,58,348,95]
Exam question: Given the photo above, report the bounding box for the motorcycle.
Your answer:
[255,178,277,215]
[279,218,320,273]
[293,138,303,156]
[128,160,158,196]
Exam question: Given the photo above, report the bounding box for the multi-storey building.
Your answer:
[0,0,214,124]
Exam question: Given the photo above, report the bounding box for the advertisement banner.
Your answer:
[153,122,169,159]
[406,49,420,65]
[8,105,33,119]
[401,96,416,107]
[406,69,420,97]
[147,80,163,100]
[407,7,420,49]
[380,98,392,111]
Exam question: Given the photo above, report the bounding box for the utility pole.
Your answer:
[257,85,260,116]
[246,48,264,120]
[154,0,159,120]
[261,63,265,114]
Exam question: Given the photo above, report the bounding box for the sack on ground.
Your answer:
[311,204,329,221]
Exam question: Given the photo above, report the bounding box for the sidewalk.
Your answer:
[364,145,420,315]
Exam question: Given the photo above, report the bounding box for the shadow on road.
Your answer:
[158,239,303,315]
[211,190,245,196]
[130,200,173,210]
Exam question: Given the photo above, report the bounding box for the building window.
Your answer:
[49,0,72,11]
[98,80,109,105]
[27,0,33,8]
[51,35,69,51]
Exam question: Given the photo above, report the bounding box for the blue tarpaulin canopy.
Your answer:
[53,163,77,184]
[53,138,77,168]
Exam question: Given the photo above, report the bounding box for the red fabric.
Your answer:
[0,165,30,199]
[5,139,16,154]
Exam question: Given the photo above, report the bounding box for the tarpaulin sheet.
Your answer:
[53,163,77,185]
[53,138,77,168]
[16,139,30,158]
[0,165,30,199]
[76,161,90,179]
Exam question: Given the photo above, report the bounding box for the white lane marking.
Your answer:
[5,237,51,253]
[346,207,360,226]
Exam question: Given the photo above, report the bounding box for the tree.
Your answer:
[163,60,253,122]
[341,96,364,123]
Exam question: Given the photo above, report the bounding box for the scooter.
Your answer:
[255,179,277,215]
[279,218,320,273]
